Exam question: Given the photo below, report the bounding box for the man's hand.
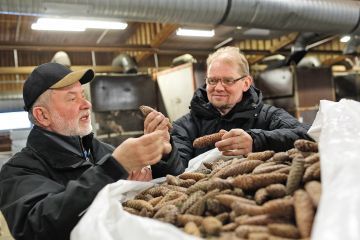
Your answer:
[112,130,170,173]
[143,110,172,155]
[144,111,171,134]
[215,129,253,156]
[127,167,153,181]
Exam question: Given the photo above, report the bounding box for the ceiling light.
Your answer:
[31,18,127,31]
[340,35,351,43]
[31,22,85,32]
[176,28,214,37]
[83,20,127,30]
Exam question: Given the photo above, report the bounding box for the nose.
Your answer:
[214,80,225,91]
[81,98,92,110]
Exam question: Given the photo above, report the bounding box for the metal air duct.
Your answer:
[1,0,360,34]
[343,35,360,55]
[224,0,360,35]
[112,54,138,74]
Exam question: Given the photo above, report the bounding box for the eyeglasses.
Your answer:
[205,75,247,86]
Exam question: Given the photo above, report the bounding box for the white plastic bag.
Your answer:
[184,148,237,172]
[311,99,360,240]
[70,180,199,240]
[71,149,226,240]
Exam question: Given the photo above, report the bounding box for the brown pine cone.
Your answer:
[193,132,225,148]
[139,105,172,129]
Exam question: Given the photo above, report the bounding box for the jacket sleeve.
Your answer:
[152,115,196,177]
[0,154,128,240]
[151,138,186,178]
[248,106,313,152]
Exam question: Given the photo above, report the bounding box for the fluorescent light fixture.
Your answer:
[31,18,127,31]
[83,20,127,30]
[176,28,214,37]
[340,35,351,43]
[31,22,85,32]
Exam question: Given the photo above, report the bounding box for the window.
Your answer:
[0,111,31,131]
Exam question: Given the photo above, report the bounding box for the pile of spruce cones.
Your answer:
[122,139,320,240]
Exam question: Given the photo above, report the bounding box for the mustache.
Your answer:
[79,110,91,118]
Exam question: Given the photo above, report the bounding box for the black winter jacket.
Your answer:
[166,85,312,171]
[0,125,181,240]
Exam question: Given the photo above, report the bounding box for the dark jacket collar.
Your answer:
[190,85,263,120]
[26,125,94,168]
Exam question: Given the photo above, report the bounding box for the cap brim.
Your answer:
[50,68,94,89]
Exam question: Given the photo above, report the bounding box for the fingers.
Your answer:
[219,129,228,135]
[135,130,171,165]
[135,134,164,164]
[127,167,153,181]
[215,128,253,156]
[222,149,248,156]
[216,137,248,151]
[162,141,172,155]
[141,167,153,181]
[144,111,170,134]
[222,128,245,138]
[138,130,164,146]
[112,130,167,173]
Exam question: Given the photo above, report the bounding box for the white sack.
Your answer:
[311,99,360,240]
[71,148,227,240]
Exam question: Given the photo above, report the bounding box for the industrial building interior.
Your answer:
[0,0,360,239]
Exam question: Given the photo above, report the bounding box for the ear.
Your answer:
[242,76,253,91]
[32,107,51,127]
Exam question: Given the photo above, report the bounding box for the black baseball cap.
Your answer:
[23,62,94,111]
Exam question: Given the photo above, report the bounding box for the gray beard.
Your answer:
[216,104,233,115]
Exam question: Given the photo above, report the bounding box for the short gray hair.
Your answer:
[206,46,250,76]
[27,90,52,125]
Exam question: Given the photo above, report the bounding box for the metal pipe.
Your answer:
[225,0,360,34]
[1,0,360,34]
[343,35,360,55]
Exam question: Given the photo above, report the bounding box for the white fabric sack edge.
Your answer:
[71,148,228,240]
[311,99,360,240]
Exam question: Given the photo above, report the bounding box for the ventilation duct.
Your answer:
[262,32,329,69]
[112,54,138,74]
[292,33,327,53]
[285,32,329,65]
[51,51,71,68]
[343,35,360,55]
[172,54,197,67]
[224,0,360,35]
[2,0,360,35]
[297,56,321,68]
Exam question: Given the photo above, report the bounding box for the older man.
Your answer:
[145,46,312,171]
[0,63,181,240]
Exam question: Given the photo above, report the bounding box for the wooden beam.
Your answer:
[0,66,124,75]
[248,55,268,65]
[125,23,179,63]
[0,42,152,52]
[15,16,22,42]
[322,55,347,66]
[151,24,179,48]
[0,41,213,56]
[239,33,298,65]
[307,35,339,50]
[269,32,298,53]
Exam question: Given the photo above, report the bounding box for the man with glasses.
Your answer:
[145,46,312,173]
